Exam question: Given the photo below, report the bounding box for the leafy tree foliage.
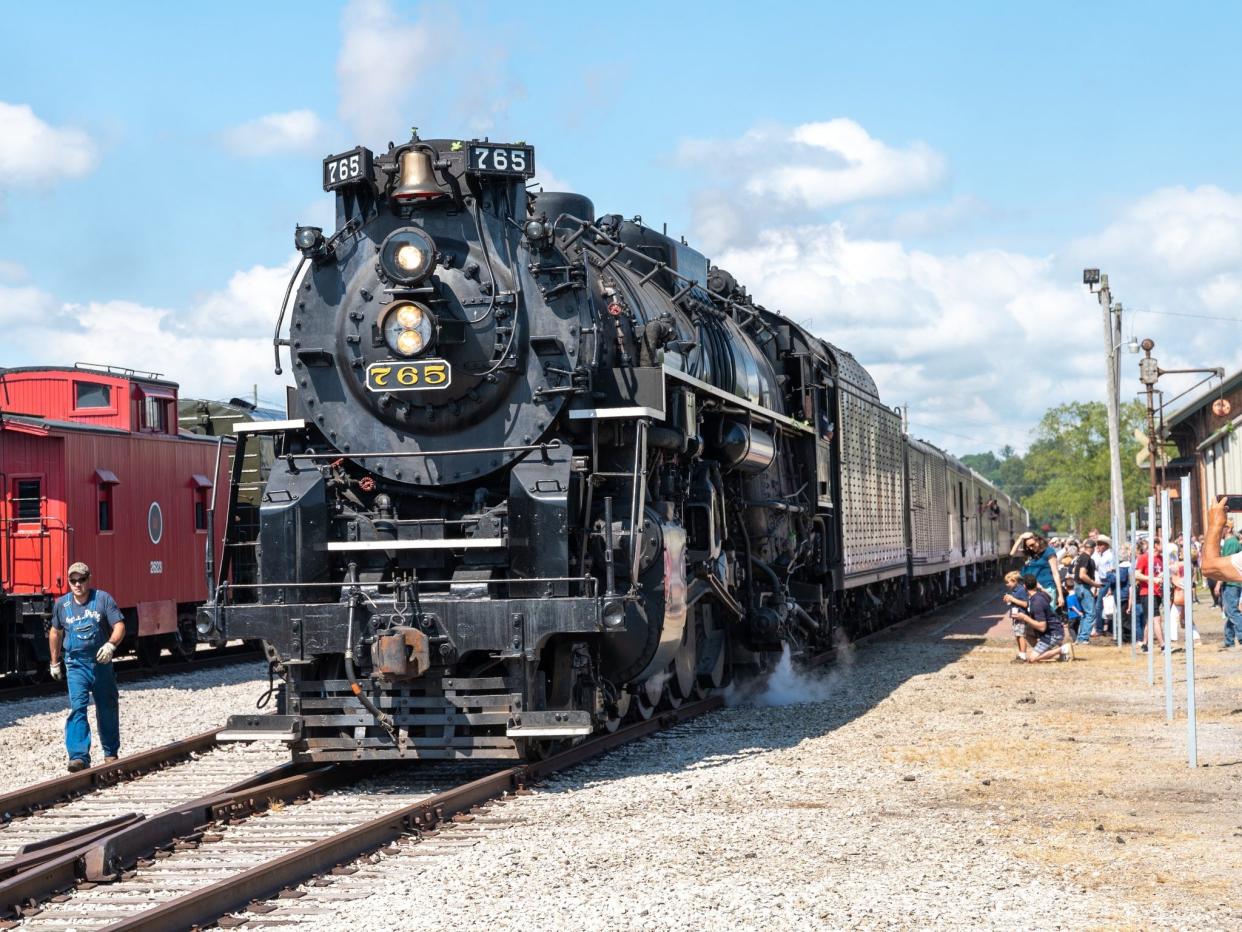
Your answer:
[960,401,1149,533]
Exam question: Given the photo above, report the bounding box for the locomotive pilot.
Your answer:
[47,562,125,772]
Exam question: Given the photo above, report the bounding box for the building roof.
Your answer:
[1163,365,1242,431]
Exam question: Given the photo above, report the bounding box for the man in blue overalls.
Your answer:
[47,562,125,772]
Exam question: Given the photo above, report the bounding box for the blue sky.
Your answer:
[4,1,1242,452]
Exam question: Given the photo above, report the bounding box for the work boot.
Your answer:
[103,756,119,764]
[67,759,88,773]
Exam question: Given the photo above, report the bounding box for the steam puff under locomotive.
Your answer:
[203,134,1027,761]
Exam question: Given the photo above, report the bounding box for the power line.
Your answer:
[1133,308,1242,323]
[907,423,994,447]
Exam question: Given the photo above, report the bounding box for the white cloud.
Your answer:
[705,220,1109,453]
[846,194,1000,240]
[529,165,574,194]
[336,0,523,146]
[0,260,297,405]
[222,110,326,157]
[0,102,99,188]
[680,119,946,209]
[699,182,1242,454]
[1079,185,1242,281]
[680,119,949,253]
[677,122,1242,454]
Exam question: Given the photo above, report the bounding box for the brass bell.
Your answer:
[392,148,442,201]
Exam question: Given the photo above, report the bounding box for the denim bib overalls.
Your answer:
[62,591,120,765]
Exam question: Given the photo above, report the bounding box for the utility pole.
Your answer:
[1139,339,1160,502]
[1085,270,1126,617]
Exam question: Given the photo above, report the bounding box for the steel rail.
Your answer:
[0,758,341,919]
[0,729,220,820]
[101,696,723,931]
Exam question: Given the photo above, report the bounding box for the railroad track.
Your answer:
[0,645,265,702]
[0,696,722,930]
[0,596,963,930]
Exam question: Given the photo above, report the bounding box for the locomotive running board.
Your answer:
[505,710,593,737]
[217,714,301,743]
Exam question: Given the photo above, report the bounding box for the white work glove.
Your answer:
[50,662,63,681]
[95,642,116,664]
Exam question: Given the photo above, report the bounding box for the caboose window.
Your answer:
[13,479,41,521]
[142,397,168,432]
[74,381,112,409]
[98,486,114,532]
[192,475,212,531]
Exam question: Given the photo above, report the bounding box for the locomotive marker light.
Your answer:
[379,227,437,284]
[294,225,325,258]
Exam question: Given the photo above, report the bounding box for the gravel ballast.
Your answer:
[3,590,1239,930]
[287,588,1241,931]
[0,660,270,788]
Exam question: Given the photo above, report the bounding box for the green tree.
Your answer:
[959,451,1001,484]
[1020,400,1148,532]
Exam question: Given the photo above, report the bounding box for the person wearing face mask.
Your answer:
[48,562,125,772]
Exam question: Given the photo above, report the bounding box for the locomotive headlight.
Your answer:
[379,227,436,284]
[395,243,425,273]
[382,301,435,357]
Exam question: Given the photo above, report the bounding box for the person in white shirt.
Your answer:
[1090,536,1116,637]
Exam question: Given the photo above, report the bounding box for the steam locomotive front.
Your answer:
[204,136,620,761]
[204,132,805,763]
[289,138,584,487]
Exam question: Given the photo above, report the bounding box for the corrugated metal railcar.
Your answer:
[828,344,907,587]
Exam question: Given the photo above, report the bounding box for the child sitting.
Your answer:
[1002,570,1030,661]
[1015,574,1067,662]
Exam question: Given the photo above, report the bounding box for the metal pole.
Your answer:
[1112,510,1123,647]
[1130,511,1137,657]
[1112,301,1126,650]
[1142,342,1159,503]
[1161,490,1174,722]
[1147,495,1155,686]
[1180,475,1198,767]
[1100,282,1127,651]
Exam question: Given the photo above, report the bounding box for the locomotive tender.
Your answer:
[202,132,1026,761]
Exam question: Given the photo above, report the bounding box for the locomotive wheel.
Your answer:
[632,687,657,720]
[603,691,631,733]
[672,633,696,701]
[662,663,686,710]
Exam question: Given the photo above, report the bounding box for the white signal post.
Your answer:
[1180,475,1198,767]
[1161,489,1174,722]
[1147,495,1156,686]
[1147,497,1157,685]
[1130,511,1137,657]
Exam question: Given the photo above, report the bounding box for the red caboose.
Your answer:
[0,365,229,677]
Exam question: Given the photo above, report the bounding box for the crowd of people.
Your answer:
[1003,525,1224,663]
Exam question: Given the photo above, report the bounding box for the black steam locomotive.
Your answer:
[200,132,1026,761]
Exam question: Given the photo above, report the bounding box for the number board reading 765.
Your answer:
[467,144,535,178]
[365,360,452,392]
